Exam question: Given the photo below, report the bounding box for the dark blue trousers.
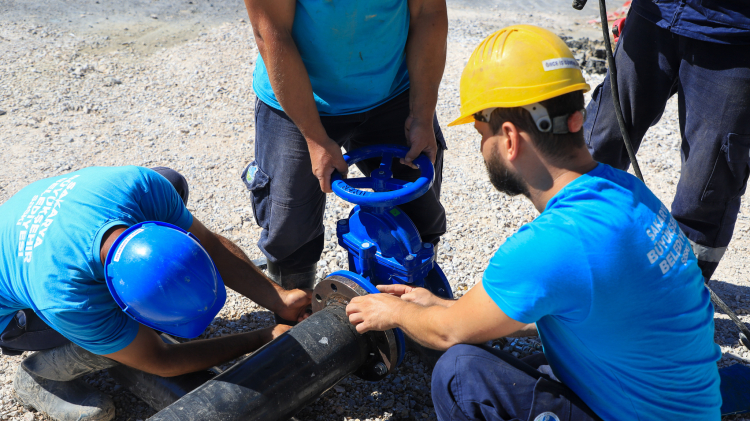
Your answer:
[244,90,447,270]
[432,344,600,421]
[0,167,189,356]
[584,11,750,279]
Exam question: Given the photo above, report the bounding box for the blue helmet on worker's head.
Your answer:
[104,221,226,338]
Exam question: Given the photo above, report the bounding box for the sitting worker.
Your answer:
[241,0,449,315]
[346,26,721,420]
[584,1,750,283]
[0,166,311,421]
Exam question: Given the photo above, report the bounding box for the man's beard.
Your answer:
[484,148,529,197]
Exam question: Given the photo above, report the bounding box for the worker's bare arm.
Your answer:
[402,0,448,166]
[505,323,538,338]
[347,282,526,350]
[243,0,347,193]
[376,284,456,308]
[104,323,289,377]
[188,217,311,322]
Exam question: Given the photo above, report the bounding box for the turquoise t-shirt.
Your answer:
[0,167,193,355]
[483,164,721,420]
[253,0,411,115]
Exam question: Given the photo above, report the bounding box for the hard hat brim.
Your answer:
[448,82,591,127]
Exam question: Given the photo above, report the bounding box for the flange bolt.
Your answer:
[374,362,388,376]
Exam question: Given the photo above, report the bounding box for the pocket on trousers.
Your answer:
[526,377,572,421]
[701,133,750,202]
[241,160,271,228]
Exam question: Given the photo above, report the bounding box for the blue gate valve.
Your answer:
[330,144,453,299]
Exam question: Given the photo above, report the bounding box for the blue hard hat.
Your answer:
[104,221,227,338]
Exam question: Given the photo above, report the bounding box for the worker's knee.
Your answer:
[431,344,484,393]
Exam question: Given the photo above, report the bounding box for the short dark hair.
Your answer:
[489,91,585,163]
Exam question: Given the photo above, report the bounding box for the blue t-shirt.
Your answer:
[0,167,193,355]
[253,0,411,115]
[483,164,721,420]
[632,0,750,45]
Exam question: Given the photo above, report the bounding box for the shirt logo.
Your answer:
[16,175,80,263]
[534,412,561,421]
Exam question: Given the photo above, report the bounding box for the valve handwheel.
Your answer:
[331,145,434,207]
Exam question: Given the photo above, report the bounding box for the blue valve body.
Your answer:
[325,144,454,371]
[327,144,453,299]
[337,207,434,286]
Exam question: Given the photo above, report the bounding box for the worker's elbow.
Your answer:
[253,28,292,56]
[433,332,463,351]
[138,363,184,378]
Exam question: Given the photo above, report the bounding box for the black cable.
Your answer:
[710,289,750,345]
[595,0,750,350]
[597,0,645,182]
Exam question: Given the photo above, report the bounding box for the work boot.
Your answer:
[13,364,115,421]
[22,342,119,382]
[266,261,316,325]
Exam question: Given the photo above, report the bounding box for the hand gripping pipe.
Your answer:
[148,303,372,421]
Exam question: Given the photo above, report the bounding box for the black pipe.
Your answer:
[148,304,370,421]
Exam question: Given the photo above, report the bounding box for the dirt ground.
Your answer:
[1,0,749,420]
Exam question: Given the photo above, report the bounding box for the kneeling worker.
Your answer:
[346,26,721,420]
[0,166,311,421]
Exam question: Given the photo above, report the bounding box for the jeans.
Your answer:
[244,89,447,270]
[584,11,750,279]
[431,344,600,421]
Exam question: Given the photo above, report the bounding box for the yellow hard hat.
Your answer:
[449,25,591,126]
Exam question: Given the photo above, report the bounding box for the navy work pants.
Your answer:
[431,344,601,421]
[584,11,750,279]
[244,90,447,270]
[0,167,189,356]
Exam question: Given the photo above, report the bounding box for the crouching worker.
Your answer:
[0,166,311,421]
[346,26,721,421]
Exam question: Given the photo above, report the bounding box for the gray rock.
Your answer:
[103,77,121,87]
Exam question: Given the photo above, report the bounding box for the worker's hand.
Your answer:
[307,136,348,193]
[377,284,451,307]
[271,324,293,338]
[402,114,437,168]
[277,288,313,323]
[346,294,404,334]
[257,324,293,345]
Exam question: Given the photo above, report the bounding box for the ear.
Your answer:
[567,110,584,133]
[501,121,522,161]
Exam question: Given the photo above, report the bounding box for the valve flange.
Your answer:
[312,273,404,381]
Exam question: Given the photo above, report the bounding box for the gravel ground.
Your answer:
[1,1,750,420]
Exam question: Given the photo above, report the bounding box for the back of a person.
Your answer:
[253,0,410,115]
[539,164,721,420]
[0,166,191,351]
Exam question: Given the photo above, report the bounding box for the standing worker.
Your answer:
[584,0,750,282]
[0,166,311,421]
[346,26,721,420]
[241,0,449,316]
